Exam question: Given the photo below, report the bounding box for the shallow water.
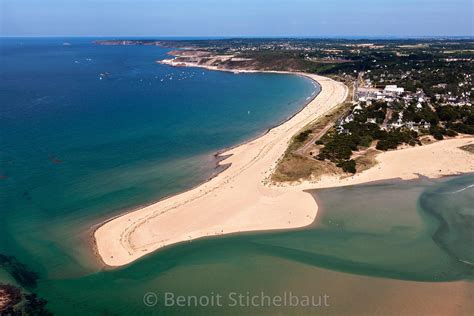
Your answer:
[37,175,474,315]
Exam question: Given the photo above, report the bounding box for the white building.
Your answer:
[384,85,405,94]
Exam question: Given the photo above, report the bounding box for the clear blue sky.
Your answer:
[1,0,473,37]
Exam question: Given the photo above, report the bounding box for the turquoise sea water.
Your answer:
[0,37,317,274]
[1,38,473,315]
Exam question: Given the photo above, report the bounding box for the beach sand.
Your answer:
[295,136,474,190]
[94,68,474,267]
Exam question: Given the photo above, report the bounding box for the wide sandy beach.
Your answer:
[94,66,474,267]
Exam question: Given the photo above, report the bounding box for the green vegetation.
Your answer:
[272,102,352,182]
[316,101,417,171]
[0,284,52,316]
[0,254,52,315]
[317,123,418,171]
[295,130,311,142]
[376,130,419,150]
[0,284,22,314]
[441,106,474,134]
[316,95,472,173]
[318,134,356,160]
[337,159,356,174]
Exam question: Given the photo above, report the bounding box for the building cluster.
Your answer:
[432,74,473,107]
[337,84,436,134]
[224,41,319,53]
[357,84,412,103]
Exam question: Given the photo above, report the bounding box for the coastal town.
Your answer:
[320,76,473,173]
[315,54,473,171]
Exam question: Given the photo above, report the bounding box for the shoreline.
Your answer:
[93,58,473,268]
[91,170,474,269]
[94,64,348,267]
[157,59,473,187]
[89,68,323,268]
